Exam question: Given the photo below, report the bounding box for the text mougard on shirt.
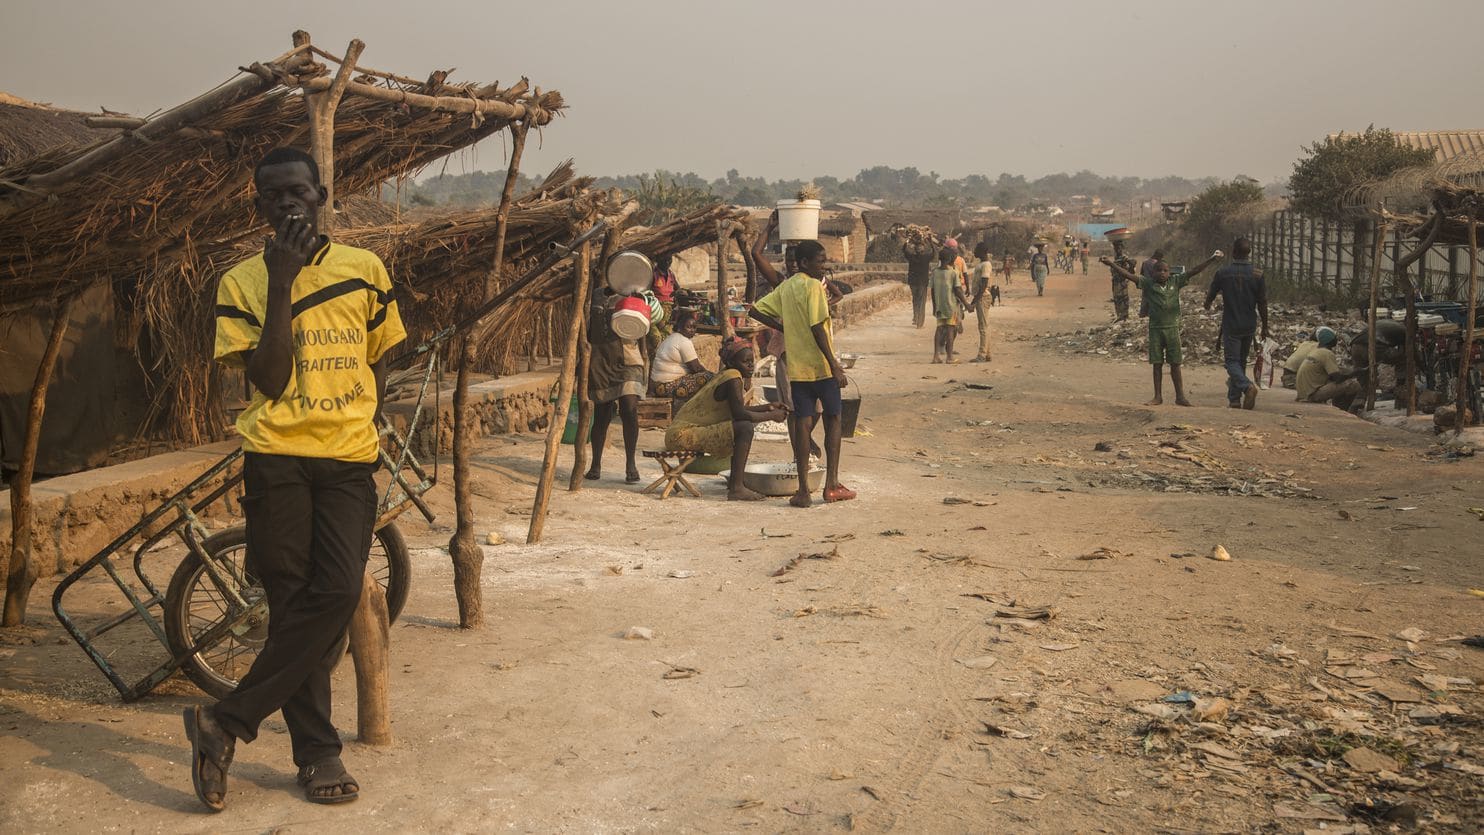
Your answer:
[293,326,365,348]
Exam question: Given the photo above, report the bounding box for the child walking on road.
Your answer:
[930,247,969,364]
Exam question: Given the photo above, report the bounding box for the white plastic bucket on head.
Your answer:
[776,199,822,241]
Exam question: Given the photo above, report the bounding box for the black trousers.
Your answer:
[212,452,377,767]
[910,282,929,328]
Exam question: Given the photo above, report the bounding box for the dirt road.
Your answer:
[3,267,1482,832]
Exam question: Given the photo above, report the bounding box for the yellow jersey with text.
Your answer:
[214,240,406,463]
[752,273,834,382]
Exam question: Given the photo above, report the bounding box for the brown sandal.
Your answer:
[182,706,233,812]
[298,756,360,804]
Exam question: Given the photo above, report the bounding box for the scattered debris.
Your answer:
[957,654,999,670]
[772,545,841,577]
[661,664,700,680]
[994,605,1059,621]
[879,529,906,537]
[982,722,1033,739]
[1107,679,1167,702]
[1008,786,1046,801]
[1039,643,1080,652]
[1210,545,1232,562]
[944,496,995,506]
[1395,626,1425,643]
[1343,746,1400,774]
[667,570,696,579]
[1078,547,1125,561]
[1272,801,1348,822]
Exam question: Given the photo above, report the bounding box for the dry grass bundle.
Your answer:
[618,202,750,260]
[891,223,939,255]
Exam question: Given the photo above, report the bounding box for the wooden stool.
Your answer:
[641,449,704,499]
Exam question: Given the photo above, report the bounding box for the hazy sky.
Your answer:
[3,0,1478,184]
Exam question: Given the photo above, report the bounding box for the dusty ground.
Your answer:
[3,267,1483,833]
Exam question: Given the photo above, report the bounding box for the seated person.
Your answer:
[1296,327,1362,412]
[649,308,712,403]
[1281,330,1320,389]
[664,338,788,501]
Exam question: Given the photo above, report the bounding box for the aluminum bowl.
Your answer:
[732,462,824,497]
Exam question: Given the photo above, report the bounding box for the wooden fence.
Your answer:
[1251,210,1475,300]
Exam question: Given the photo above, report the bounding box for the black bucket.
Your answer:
[841,393,862,438]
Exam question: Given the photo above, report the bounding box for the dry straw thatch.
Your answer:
[0,39,566,442]
[1342,152,1484,243]
[0,42,563,314]
[0,97,120,166]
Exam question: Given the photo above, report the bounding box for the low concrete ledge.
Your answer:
[0,440,241,573]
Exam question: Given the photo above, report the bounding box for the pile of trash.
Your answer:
[1043,286,1338,367]
[1124,626,1484,829]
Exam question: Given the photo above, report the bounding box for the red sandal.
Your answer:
[823,485,857,503]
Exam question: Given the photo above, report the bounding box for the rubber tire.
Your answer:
[164,523,412,700]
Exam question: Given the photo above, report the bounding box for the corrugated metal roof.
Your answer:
[1329,130,1484,162]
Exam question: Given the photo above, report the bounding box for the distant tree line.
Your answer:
[399,165,1223,212]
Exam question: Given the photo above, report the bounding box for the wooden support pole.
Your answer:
[303,38,365,232]
[529,240,593,543]
[1365,221,1387,413]
[735,226,759,303]
[566,307,593,492]
[348,570,391,745]
[717,221,735,340]
[448,118,530,628]
[298,76,554,125]
[1319,218,1330,290]
[570,227,622,491]
[2,292,78,626]
[1395,210,1444,417]
[1458,221,1479,432]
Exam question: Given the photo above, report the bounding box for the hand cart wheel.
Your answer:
[162,522,412,699]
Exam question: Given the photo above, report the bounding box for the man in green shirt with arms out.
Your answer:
[1103,250,1222,406]
[750,240,855,508]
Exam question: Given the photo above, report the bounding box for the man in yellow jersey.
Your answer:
[183,147,405,812]
[749,240,855,508]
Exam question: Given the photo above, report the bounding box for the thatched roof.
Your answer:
[0,96,120,166]
[818,209,859,237]
[862,208,960,236]
[0,40,563,315]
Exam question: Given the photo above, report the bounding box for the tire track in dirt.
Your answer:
[850,616,982,832]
